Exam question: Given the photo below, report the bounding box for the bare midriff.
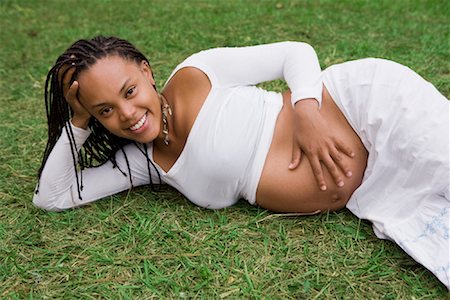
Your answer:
[256,86,368,213]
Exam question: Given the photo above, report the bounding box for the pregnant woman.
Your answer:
[34,37,449,288]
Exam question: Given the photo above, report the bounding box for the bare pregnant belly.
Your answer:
[255,87,368,213]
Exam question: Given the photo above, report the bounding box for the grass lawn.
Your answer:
[1,0,449,298]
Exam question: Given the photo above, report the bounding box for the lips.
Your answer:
[129,113,147,131]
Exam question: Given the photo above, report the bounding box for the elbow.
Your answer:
[32,193,63,212]
[285,41,316,53]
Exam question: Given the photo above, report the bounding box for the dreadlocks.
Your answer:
[37,36,161,199]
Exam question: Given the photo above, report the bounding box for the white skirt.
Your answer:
[323,58,450,289]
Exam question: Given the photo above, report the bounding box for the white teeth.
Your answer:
[129,114,147,131]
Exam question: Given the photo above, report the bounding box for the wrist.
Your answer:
[294,98,320,115]
[71,116,90,129]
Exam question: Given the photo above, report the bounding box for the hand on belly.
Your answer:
[256,90,368,213]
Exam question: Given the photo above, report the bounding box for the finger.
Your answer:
[289,146,302,170]
[336,139,355,158]
[59,64,76,95]
[309,156,327,191]
[322,155,344,187]
[65,81,79,102]
[330,147,353,177]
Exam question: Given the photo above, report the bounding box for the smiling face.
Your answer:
[77,55,162,144]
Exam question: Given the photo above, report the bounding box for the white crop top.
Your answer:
[33,42,323,211]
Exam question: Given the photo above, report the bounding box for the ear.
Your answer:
[140,60,156,86]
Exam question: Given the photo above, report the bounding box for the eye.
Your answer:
[100,107,113,116]
[126,86,136,98]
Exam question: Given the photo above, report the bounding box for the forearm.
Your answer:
[33,122,91,211]
[171,41,323,106]
[34,123,159,211]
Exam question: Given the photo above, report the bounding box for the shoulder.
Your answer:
[165,66,211,95]
[162,66,212,142]
[163,66,211,109]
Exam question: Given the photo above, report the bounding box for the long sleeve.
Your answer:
[166,41,322,106]
[33,123,158,211]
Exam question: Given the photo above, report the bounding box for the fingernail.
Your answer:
[346,171,352,177]
[338,181,344,187]
[351,152,355,157]
[320,185,327,191]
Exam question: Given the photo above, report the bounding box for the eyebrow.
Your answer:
[89,77,131,109]
[119,78,131,95]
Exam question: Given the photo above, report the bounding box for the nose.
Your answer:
[118,101,136,122]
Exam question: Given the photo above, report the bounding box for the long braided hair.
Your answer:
[37,36,161,199]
